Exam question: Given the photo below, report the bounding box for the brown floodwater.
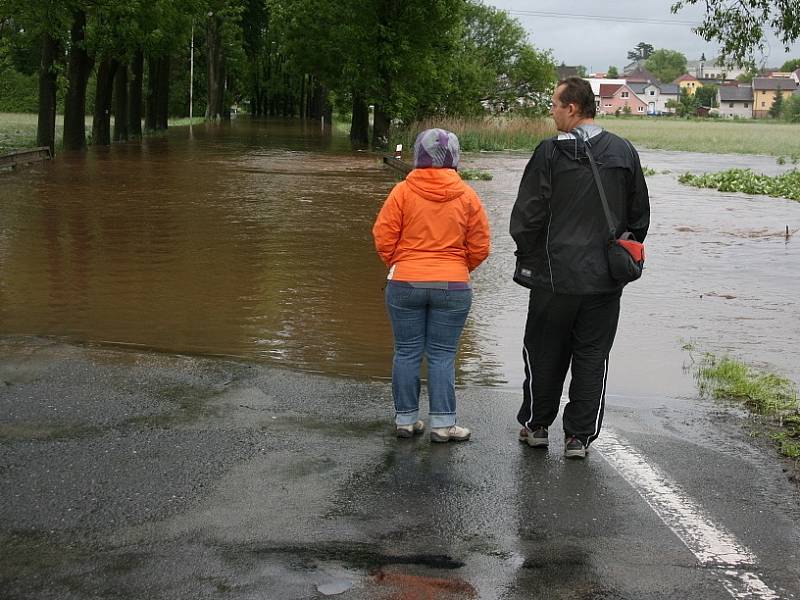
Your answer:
[1,119,799,397]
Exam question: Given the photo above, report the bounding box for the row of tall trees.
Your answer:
[0,0,557,154]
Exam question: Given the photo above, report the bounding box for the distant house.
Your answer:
[674,74,702,95]
[623,59,647,75]
[598,83,649,116]
[752,77,793,118]
[628,81,679,114]
[687,56,746,81]
[792,69,800,87]
[717,86,753,118]
[586,78,627,110]
[625,68,659,84]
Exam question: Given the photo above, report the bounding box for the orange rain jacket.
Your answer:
[372,168,491,282]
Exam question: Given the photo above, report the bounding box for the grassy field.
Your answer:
[599,117,800,158]
[4,111,800,158]
[0,113,205,153]
[0,113,51,153]
[392,115,800,157]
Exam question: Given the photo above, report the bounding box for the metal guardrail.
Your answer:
[382,155,413,176]
[0,146,52,170]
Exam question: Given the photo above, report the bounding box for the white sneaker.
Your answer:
[396,420,425,438]
[430,425,471,443]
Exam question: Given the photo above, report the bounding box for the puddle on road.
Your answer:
[1,120,798,397]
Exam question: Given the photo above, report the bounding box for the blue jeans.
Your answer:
[385,283,472,428]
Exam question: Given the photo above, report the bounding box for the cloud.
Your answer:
[487,0,800,70]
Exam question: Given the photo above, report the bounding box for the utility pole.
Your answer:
[189,24,194,122]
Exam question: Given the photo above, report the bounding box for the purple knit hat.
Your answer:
[413,128,460,169]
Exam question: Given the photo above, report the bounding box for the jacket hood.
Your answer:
[405,168,466,202]
[553,128,610,163]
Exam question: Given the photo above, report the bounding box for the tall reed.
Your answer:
[391,116,555,153]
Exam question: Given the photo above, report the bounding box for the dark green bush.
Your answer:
[0,68,38,112]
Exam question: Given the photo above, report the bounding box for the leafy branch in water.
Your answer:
[642,166,657,177]
[678,169,800,201]
[459,169,492,181]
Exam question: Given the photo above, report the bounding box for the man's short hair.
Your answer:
[557,77,596,119]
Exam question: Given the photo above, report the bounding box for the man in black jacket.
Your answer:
[510,77,650,458]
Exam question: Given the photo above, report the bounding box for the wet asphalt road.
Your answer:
[1,337,799,599]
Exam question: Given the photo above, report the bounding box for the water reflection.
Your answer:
[1,122,799,395]
[0,119,502,385]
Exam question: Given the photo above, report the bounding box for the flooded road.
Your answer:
[1,120,798,395]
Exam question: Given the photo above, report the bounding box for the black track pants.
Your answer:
[516,289,621,446]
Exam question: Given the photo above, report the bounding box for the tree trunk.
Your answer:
[372,0,396,150]
[145,56,158,131]
[36,32,59,156]
[300,74,307,118]
[113,64,128,141]
[128,50,143,138]
[156,55,170,130]
[283,73,290,116]
[92,57,118,146]
[251,57,262,116]
[350,91,369,146]
[63,10,94,151]
[205,14,224,121]
[310,79,326,120]
[372,105,390,149]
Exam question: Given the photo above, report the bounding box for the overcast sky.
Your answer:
[486,0,800,72]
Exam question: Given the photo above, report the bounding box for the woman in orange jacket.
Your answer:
[372,128,490,442]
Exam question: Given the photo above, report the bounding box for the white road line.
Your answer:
[595,430,783,600]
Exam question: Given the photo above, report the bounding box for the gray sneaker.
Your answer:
[396,420,425,438]
[520,426,549,448]
[430,425,471,443]
[564,435,587,459]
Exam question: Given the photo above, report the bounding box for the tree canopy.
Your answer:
[671,0,800,66]
[780,58,800,72]
[627,42,654,61]
[645,49,687,83]
[0,0,556,151]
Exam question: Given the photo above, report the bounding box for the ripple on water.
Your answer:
[0,125,798,393]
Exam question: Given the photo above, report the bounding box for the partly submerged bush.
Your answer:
[679,168,800,201]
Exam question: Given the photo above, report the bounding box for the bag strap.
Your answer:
[583,141,617,241]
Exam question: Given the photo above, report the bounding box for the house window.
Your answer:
[744,103,749,108]
[621,91,629,98]
[604,103,612,108]
[729,103,734,108]
[762,101,766,107]
[637,106,644,112]
[649,90,655,96]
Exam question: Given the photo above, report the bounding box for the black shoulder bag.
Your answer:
[584,144,645,284]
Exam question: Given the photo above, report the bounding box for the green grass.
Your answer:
[693,352,800,460]
[0,113,49,153]
[0,113,205,154]
[390,115,800,156]
[678,168,800,201]
[599,116,800,157]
